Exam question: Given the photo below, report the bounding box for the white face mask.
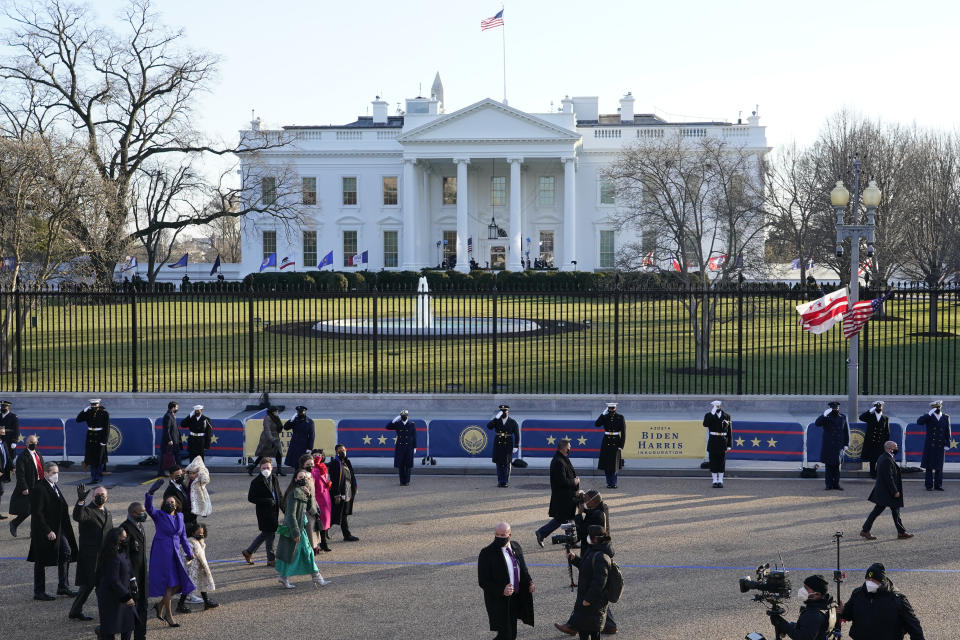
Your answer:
[48,473,59,484]
[261,469,272,478]
[864,580,880,593]
[797,586,810,601]
[585,536,592,546]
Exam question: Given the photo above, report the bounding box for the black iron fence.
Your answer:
[0,285,957,395]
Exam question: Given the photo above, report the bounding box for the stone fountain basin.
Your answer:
[312,317,539,336]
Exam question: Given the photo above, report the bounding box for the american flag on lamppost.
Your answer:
[842,290,895,339]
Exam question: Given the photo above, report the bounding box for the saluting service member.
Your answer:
[385,409,417,485]
[703,400,733,488]
[814,401,850,491]
[77,399,109,484]
[859,400,890,478]
[917,400,951,491]
[283,405,315,470]
[0,399,20,483]
[594,402,626,489]
[477,521,535,640]
[181,405,213,462]
[487,405,520,488]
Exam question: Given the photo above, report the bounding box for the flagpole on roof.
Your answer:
[501,3,507,104]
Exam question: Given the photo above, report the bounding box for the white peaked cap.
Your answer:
[710,400,723,407]
[873,400,884,406]
[606,402,618,408]
[89,398,101,404]
[930,400,943,407]
[193,405,204,411]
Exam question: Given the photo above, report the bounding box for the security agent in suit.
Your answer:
[0,398,20,483]
[9,434,42,535]
[68,484,114,620]
[859,401,889,478]
[703,399,733,488]
[242,457,282,566]
[594,403,625,489]
[477,521,535,640]
[813,401,850,490]
[76,398,109,483]
[28,461,80,600]
[487,405,520,487]
[181,404,213,461]
[163,466,196,524]
[860,441,914,540]
[917,400,951,491]
[119,502,150,640]
[385,409,417,485]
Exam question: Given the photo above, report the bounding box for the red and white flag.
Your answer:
[796,287,849,334]
[279,256,295,270]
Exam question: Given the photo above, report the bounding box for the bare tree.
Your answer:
[206,201,242,263]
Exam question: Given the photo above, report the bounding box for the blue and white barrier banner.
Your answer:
[806,422,905,465]
[153,418,246,457]
[904,423,958,463]
[520,420,601,458]
[428,420,497,458]
[337,418,427,457]
[66,417,153,457]
[15,417,66,459]
[727,422,804,462]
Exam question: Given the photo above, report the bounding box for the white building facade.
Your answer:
[238,88,768,275]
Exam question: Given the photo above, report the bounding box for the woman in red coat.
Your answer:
[311,450,332,552]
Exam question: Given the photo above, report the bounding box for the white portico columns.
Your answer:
[507,157,523,271]
[562,156,577,270]
[455,158,470,272]
[402,158,418,270]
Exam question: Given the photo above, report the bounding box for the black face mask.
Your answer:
[494,536,510,547]
[118,541,128,552]
[134,512,148,523]
[891,448,899,455]
[27,443,36,451]
[161,503,176,514]
[194,535,205,540]
[337,452,346,459]
[174,475,185,485]
[93,494,107,506]
[296,478,308,487]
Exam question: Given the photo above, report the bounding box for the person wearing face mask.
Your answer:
[118,503,149,640]
[77,399,110,484]
[0,399,20,484]
[328,444,359,542]
[595,403,626,489]
[535,438,579,548]
[296,453,322,554]
[252,406,284,475]
[185,456,212,518]
[144,478,194,626]
[163,466,196,525]
[860,441,914,540]
[283,405,315,471]
[487,405,520,488]
[69,484,114,620]
[385,409,417,486]
[839,563,925,640]
[9,433,43,537]
[181,405,213,462]
[180,522,218,610]
[557,525,615,640]
[859,401,890,479]
[917,400,951,491]
[160,401,182,473]
[28,461,80,600]
[95,527,137,640]
[243,458,283,566]
[767,575,836,640]
[477,522,535,640]
[813,401,850,490]
[274,471,329,589]
[309,450,332,552]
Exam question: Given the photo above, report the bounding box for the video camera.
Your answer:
[551,523,578,547]
[739,563,791,601]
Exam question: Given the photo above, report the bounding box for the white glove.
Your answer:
[929,409,938,416]
[602,408,609,416]
[823,409,832,417]
[393,415,402,423]
[946,446,951,451]
[495,411,503,419]
[85,405,91,412]
[512,448,518,454]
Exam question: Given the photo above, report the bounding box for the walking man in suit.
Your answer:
[28,461,79,600]
[860,440,913,541]
[478,521,535,640]
[9,433,42,536]
[242,457,282,566]
[535,438,580,547]
[119,502,149,640]
[69,484,113,620]
[160,401,182,472]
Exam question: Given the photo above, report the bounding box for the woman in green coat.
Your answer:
[274,470,330,589]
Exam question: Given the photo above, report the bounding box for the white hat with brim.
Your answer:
[193,405,204,411]
[710,400,723,407]
[89,398,101,404]
[606,403,618,409]
[930,400,943,408]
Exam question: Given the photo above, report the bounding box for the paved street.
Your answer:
[1,469,957,639]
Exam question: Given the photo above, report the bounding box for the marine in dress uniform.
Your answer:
[487,405,520,488]
[181,405,213,461]
[703,400,733,488]
[859,401,890,478]
[594,403,626,489]
[0,399,20,483]
[76,399,109,483]
[385,409,417,485]
[917,400,951,491]
[814,401,850,490]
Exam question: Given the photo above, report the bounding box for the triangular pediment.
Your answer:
[399,98,580,143]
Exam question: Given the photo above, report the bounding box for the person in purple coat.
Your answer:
[144,480,194,627]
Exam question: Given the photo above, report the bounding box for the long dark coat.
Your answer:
[96,552,136,636]
[569,543,614,634]
[547,452,579,520]
[160,411,182,468]
[840,578,924,640]
[248,472,282,533]
[9,448,42,515]
[486,416,520,465]
[0,408,20,473]
[859,409,889,465]
[77,407,110,467]
[703,410,733,473]
[118,517,147,607]
[283,415,315,469]
[328,456,357,523]
[477,540,535,632]
[917,411,951,470]
[181,413,213,460]
[27,480,79,566]
[386,417,417,469]
[73,502,114,586]
[595,412,626,473]
[814,412,850,464]
[255,413,283,461]
[163,481,195,525]
[868,452,903,509]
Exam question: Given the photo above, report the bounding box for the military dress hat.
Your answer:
[399,409,409,416]
[710,400,723,407]
[865,562,886,582]
[193,404,204,411]
[930,400,943,408]
[0,399,11,406]
[803,575,829,595]
[606,402,618,409]
[873,400,884,407]
[499,404,510,410]
[89,398,101,404]
[828,401,841,408]
[295,405,307,411]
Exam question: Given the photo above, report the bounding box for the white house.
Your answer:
[238,80,768,275]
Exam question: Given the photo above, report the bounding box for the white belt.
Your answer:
[709,432,726,436]
[87,428,103,432]
[604,432,620,436]
[189,432,205,437]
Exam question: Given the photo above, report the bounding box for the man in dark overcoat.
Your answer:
[478,521,535,640]
[329,443,359,541]
[535,438,580,547]
[9,434,42,536]
[119,502,149,640]
[28,461,79,600]
[557,525,615,640]
[840,562,925,640]
[69,484,113,620]
[181,404,213,461]
[487,404,520,488]
[76,399,109,483]
[243,457,282,566]
[385,409,417,485]
[703,399,733,488]
[163,466,195,525]
[283,405,315,470]
[0,398,20,483]
[859,400,890,478]
[917,400,951,491]
[813,401,849,490]
[160,401,182,472]
[594,402,626,489]
[860,440,913,540]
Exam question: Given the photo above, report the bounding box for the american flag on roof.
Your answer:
[796,287,849,334]
[843,290,894,339]
[481,9,504,30]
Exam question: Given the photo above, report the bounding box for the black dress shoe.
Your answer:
[343,535,360,542]
[10,522,17,536]
[175,604,192,614]
[57,587,79,597]
[0,513,7,519]
[69,613,94,621]
[535,531,545,548]
[934,487,944,491]
[34,593,56,601]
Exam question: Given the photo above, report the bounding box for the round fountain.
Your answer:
[313,276,540,336]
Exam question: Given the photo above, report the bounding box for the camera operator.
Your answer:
[555,525,615,640]
[840,563,924,640]
[559,490,617,635]
[768,575,837,640]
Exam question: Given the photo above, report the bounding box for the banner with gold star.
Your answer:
[337,418,428,457]
[623,420,705,458]
[728,422,804,462]
[905,422,957,463]
[67,417,153,457]
[14,417,66,458]
[520,420,601,458]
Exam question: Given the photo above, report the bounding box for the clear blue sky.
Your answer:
[14,0,959,152]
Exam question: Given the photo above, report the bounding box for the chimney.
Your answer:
[619,92,635,123]
[372,96,389,124]
[561,95,573,114]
